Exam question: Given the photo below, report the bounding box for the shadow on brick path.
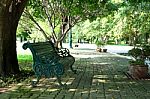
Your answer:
[0,49,150,99]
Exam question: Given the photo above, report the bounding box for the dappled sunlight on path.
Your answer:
[1,48,150,99]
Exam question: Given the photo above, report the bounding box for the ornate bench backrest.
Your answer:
[22,41,59,64]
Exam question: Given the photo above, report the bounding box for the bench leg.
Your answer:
[56,75,67,87]
[69,59,77,74]
[70,65,77,74]
[59,56,77,74]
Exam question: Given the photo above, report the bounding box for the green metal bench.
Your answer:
[22,41,76,87]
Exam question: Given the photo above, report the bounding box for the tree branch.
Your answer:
[42,0,57,41]
[24,9,50,40]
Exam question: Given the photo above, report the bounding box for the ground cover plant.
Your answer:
[0,55,34,87]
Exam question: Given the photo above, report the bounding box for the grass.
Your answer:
[17,55,33,62]
[17,54,33,71]
[0,55,34,87]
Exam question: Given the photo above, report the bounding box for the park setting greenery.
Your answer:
[0,55,33,87]
[17,0,150,46]
[0,0,150,86]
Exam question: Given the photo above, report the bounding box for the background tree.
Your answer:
[72,0,150,46]
[121,1,150,46]
[19,0,117,47]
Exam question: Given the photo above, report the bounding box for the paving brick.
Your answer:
[0,93,11,99]
[1,51,150,99]
[29,94,39,98]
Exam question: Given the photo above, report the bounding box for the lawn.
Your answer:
[0,55,34,87]
[17,55,33,62]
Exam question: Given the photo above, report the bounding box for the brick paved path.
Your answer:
[0,49,150,99]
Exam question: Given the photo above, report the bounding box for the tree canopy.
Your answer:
[18,0,118,47]
[72,0,150,45]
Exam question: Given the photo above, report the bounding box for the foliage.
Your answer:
[142,45,150,58]
[128,48,142,60]
[129,59,145,66]
[95,40,105,47]
[71,1,150,45]
[128,45,150,66]
[18,0,118,47]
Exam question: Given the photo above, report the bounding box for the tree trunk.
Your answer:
[0,17,19,75]
[0,0,28,76]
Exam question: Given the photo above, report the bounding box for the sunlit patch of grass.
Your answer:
[17,55,33,62]
[18,54,33,71]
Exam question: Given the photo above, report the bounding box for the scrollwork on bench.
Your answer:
[22,41,76,87]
